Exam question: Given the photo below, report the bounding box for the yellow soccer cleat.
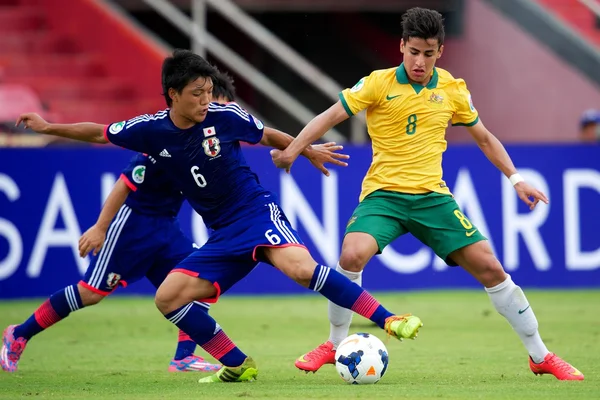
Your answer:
[198,357,258,383]
[384,314,423,341]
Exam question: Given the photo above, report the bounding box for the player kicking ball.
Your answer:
[13,50,423,383]
[1,70,241,374]
[272,7,583,381]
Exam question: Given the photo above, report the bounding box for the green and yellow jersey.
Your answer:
[339,63,479,201]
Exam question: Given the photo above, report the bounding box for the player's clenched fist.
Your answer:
[270,149,295,173]
[16,113,50,133]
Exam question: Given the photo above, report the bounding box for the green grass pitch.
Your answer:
[0,291,598,399]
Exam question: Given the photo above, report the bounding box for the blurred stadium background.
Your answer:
[0,0,599,398]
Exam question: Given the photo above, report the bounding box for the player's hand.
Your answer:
[15,113,50,133]
[514,181,549,210]
[270,149,297,174]
[305,142,349,177]
[79,225,106,257]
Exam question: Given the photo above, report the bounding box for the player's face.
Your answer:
[400,37,443,84]
[170,77,214,123]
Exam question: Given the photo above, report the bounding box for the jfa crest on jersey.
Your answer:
[104,102,269,229]
[203,137,221,157]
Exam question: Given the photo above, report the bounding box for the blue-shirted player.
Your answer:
[14,50,423,383]
[0,71,239,374]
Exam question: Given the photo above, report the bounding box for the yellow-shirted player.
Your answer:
[272,7,583,381]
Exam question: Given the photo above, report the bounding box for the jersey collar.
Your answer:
[396,62,439,94]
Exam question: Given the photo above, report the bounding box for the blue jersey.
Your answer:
[104,103,269,229]
[120,153,184,218]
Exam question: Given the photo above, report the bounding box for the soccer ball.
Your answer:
[334,333,389,384]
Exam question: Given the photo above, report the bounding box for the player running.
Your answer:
[0,69,242,374]
[271,7,583,381]
[13,49,423,383]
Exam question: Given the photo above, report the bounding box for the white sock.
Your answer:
[485,275,549,363]
[328,263,362,349]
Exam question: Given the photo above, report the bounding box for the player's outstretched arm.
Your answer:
[271,101,349,171]
[467,120,549,210]
[262,127,349,176]
[79,179,131,257]
[16,113,108,144]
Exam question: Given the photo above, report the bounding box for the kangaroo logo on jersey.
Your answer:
[132,165,146,184]
[106,273,121,289]
[202,137,221,157]
[109,121,125,134]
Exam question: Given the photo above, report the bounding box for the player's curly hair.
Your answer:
[211,69,237,102]
[401,7,445,47]
[161,49,217,107]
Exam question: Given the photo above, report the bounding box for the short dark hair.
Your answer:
[211,69,237,102]
[161,49,217,107]
[401,7,445,46]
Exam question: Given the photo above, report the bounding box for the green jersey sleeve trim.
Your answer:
[339,92,354,117]
[452,116,480,127]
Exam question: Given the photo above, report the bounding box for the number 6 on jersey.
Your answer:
[191,166,207,187]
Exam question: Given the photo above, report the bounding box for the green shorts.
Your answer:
[345,190,487,266]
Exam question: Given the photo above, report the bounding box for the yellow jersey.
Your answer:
[339,63,479,201]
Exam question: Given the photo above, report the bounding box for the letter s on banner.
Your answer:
[0,174,23,280]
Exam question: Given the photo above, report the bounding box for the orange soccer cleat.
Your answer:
[295,341,336,373]
[529,353,584,381]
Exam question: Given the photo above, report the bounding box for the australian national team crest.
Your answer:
[202,137,221,157]
[427,91,445,109]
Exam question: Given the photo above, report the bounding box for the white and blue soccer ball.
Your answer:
[334,333,389,384]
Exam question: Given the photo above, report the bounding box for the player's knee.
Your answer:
[339,248,369,273]
[154,286,176,314]
[476,257,506,287]
[77,284,104,306]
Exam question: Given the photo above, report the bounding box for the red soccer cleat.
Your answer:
[529,353,584,381]
[295,341,336,373]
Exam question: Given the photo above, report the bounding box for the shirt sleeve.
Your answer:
[338,72,382,116]
[451,80,480,126]
[104,115,155,153]
[119,153,149,192]
[213,102,264,144]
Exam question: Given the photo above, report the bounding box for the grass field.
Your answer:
[0,291,598,399]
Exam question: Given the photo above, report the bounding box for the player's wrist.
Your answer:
[508,173,524,186]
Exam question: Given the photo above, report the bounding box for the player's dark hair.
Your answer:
[401,7,445,47]
[211,69,237,102]
[161,49,217,107]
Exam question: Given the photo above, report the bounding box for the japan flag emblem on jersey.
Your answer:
[203,126,216,137]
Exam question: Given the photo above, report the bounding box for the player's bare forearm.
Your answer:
[16,113,108,144]
[46,123,108,144]
[467,121,517,178]
[260,127,312,158]
[96,179,131,231]
[285,101,349,159]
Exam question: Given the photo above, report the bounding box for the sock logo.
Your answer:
[518,305,530,314]
[214,323,222,335]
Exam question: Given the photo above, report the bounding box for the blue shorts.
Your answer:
[81,205,195,295]
[173,201,305,303]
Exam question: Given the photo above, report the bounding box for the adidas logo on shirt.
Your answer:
[159,149,171,158]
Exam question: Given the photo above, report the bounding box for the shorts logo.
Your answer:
[109,121,125,134]
[202,137,221,157]
[132,165,146,184]
[346,216,357,228]
[350,78,365,93]
[106,272,121,288]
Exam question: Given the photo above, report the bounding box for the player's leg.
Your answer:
[295,192,414,372]
[154,247,258,383]
[408,192,583,380]
[450,242,583,380]
[147,229,220,372]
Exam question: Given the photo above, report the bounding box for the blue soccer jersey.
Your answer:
[120,153,184,217]
[104,103,270,229]
[103,103,305,303]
